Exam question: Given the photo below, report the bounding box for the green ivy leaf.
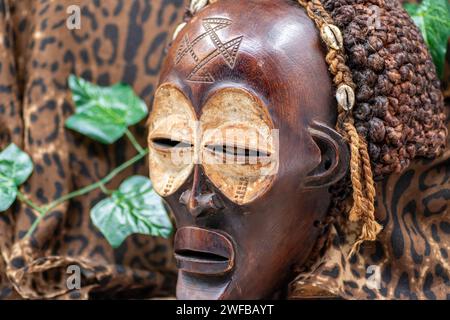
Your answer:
[403,3,419,16]
[66,75,148,144]
[405,0,450,79]
[0,144,34,211]
[91,176,172,248]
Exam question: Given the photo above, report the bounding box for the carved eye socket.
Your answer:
[151,137,193,150]
[204,144,271,164]
[205,144,270,157]
[148,84,197,197]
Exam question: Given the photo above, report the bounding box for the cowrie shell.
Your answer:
[172,22,187,40]
[190,0,208,13]
[336,84,355,111]
[320,24,344,51]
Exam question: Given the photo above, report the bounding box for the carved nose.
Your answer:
[179,166,223,218]
[179,190,223,217]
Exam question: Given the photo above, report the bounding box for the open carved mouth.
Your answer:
[174,227,235,275]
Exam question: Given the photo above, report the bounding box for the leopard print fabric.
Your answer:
[0,0,188,299]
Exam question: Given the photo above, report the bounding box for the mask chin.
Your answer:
[301,121,349,189]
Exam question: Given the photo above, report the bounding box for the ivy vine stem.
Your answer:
[22,146,149,239]
[99,182,113,195]
[126,129,146,155]
[17,191,45,215]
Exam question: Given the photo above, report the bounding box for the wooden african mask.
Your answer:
[148,0,350,299]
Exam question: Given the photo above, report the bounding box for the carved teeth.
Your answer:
[320,24,344,51]
[336,84,355,111]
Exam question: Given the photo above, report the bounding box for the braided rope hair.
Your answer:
[173,0,447,256]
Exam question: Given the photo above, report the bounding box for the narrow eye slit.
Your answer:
[205,145,271,158]
[151,138,193,149]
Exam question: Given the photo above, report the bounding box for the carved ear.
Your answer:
[301,121,349,189]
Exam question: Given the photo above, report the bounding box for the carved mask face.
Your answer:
[149,84,277,204]
[148,0,350,299]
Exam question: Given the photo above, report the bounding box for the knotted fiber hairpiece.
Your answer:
[295,0,382,255]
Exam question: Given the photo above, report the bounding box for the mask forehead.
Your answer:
[174,17,243,84]
[159,7,276,114]
[159,3,335,134]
